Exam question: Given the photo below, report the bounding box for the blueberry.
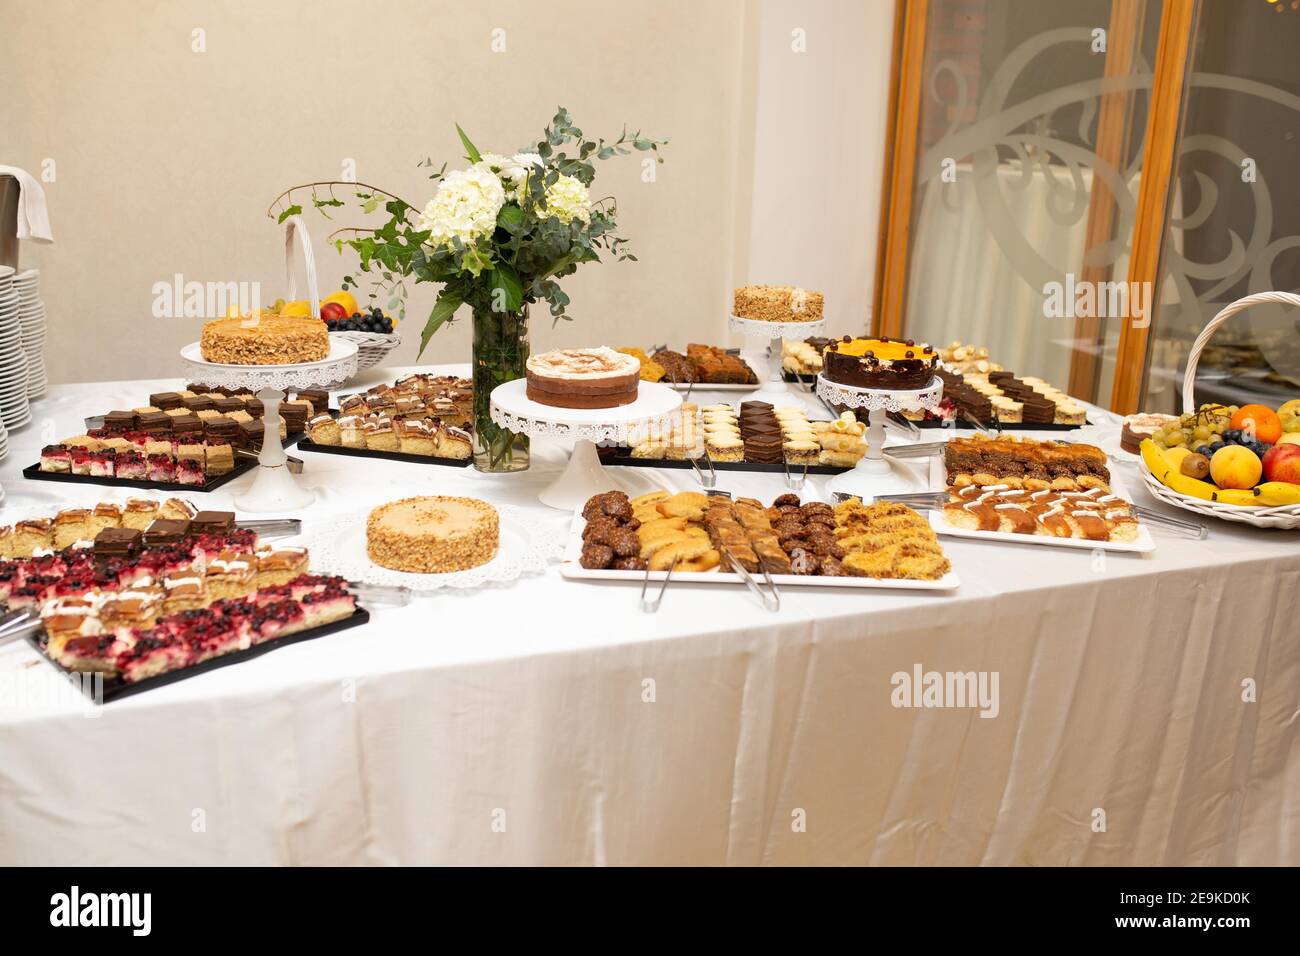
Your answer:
[1194,445,1211,457]
[1209,441,1225,452]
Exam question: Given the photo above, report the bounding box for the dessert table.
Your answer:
[0,365,1296,866]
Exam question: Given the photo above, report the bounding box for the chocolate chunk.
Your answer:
[104,411,136,433]
[190,510,236,535]
[294,389,330,414]
[149,392,184,410]
[137,412,173,434]
[94,526,142,557]
[171,414,204,436]
[212,397,246,414]
[182,395,215,412]
[142,518,191,546]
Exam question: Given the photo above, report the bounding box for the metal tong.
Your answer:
[688,453,718,489]
[718,541,782,611]
[639,555,678,613]
[235,517,303,538]
[0,606,40,647]
[345,580,415,606]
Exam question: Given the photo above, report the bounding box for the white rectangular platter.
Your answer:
[925,454,1156,553]
[560,516,961,591]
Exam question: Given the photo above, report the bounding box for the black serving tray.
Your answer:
[23,458,258,493]
[601,453,850,476]
[295,437,472,468]
[25,607,370,704]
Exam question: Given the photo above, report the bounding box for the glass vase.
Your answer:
[471,304,531,472]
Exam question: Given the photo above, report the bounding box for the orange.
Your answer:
[1230,404,1282,445]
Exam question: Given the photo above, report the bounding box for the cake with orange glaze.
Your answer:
[822,336,938,390]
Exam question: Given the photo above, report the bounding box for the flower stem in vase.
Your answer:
[472,305,531,473]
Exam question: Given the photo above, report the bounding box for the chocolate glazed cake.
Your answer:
[525,347,641,409]
[823,336,937,390]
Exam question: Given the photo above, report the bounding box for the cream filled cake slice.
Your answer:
[524,347,641,408]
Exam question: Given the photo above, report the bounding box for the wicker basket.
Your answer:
[282,216,402,378]
[1137,290,1300,530]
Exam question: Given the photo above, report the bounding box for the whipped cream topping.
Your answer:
[526,347,639,380]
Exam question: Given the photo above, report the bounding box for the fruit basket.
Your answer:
[1137,290,1300,530]
[280,218,401,378]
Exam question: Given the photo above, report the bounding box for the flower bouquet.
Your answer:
[269,108,665,472]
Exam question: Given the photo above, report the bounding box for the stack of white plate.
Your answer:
[15,268,47,398]
[0,265,32,431]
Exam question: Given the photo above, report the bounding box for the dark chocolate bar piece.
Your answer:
[190,510,236,535]
[149,392,184,410]
[94,526,142,557]
[142,518,191,546]
[104,411,136,433]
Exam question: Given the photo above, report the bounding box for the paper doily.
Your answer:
[490,379,682,445]
[815,374,944,413]
[179,339,359,391]
[728,314,827,339]
[302,505,566,592]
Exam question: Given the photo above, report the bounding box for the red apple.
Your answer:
[320,301,348,321]
[1261,443,1300,483]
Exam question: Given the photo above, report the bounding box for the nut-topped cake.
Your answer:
[733,285,824,323]
[525,347,640,408]
[200,313,329,365]
[366,496,499,573]
[822,336,937,390]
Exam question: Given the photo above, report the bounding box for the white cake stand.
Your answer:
[729,314,826,401]
[179,339,359,513]
[815,374,944,498]
[490,379,682,510]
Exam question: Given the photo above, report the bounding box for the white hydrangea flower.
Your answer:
[417,166,507,249]
[543,174,592,225]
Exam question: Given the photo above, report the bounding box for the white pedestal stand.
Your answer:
[179,339,359,513]
[490,379,682,511]
[729,314,826,402]
[816,375,944,499]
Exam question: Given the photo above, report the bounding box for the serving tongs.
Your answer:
[783,456,809,492]
[718,542,782,612]
[873,491,948,510]
[1126,504,1209,539]
[345,581,414,606]
[0,606,40,646]
[881,441,948,460]
[688,452,718,489]
[639,554,679,613]
[235,517,302,539]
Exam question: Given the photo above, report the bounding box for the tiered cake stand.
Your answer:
[729,314,826,401]
[179,339,359,513]
[490,379,681,510]
[815,374,944,498]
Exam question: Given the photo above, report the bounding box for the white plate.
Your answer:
[560,515,961,590]
[301,505,565,592]
[667,381,760,392]
[925,455,1156,553]
[179,337,357,371]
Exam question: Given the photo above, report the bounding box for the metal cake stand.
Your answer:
[728,313,827,402]
[178,338,359,513]
[490,379,682,510]
[815,374,944,498]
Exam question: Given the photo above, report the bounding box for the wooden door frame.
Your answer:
[873,0,1201,411]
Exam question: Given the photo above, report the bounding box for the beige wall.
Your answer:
[1,0,891,384]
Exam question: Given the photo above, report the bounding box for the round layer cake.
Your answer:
[200,314,330,365]
[823,336,937,390]
[733,285,824,323]
[525,347,640,408]
[366,496,499,573]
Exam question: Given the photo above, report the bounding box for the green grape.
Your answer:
[1167,429,1187,446]
[1193,425,1212,441]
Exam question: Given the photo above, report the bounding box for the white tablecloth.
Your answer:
[0,367,1296,865]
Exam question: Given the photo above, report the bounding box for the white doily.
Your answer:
[728,314,827,339]
[815,374,944,413]
[179,340,360,391]
[302,505,566,592]
[489,379,682,445]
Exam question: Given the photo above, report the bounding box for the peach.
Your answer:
[1262,444,1300,484]
[1210,445,1262,490]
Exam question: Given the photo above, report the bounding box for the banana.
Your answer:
[1211,488,1257,506]
[1166,471,1219,501]
[1251,481,1300,506]
[1140,439,1170,482]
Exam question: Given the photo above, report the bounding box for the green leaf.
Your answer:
[461,245,494,278]
[487,263,524,312]
[496,204,524,234]
[277,204,303,224]
[420,292,462,357]
[455,122,482,164]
